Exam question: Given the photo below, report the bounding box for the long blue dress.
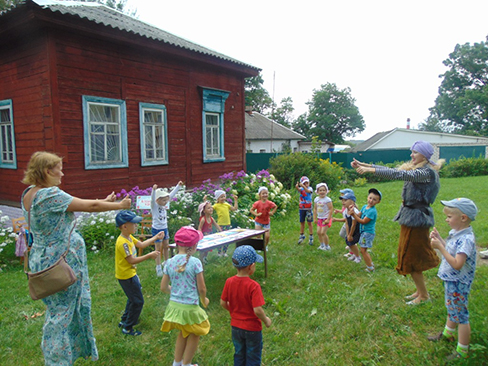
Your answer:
[22,186,98,365]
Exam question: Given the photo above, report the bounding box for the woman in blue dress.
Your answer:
[22,151,131,365]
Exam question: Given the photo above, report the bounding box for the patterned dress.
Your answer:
[22,186,98,365]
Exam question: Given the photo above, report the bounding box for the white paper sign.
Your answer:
[136,195,151,210]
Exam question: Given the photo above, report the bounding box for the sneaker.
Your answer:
[353,256,361,263]
[222,253,228,257]
[324,245,331,251]
[344,252,352,257]
[297,234,306,245]
[118,321,124,328]
[427,331,455,342]
[365,266,375,273]
[122,328,142,336]
[445,352,464,362]
[156,265,163,277]
[317,244,326,251]
[308,237,314,246]
[480,249,488,259]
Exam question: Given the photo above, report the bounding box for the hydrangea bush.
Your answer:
[0,212,19,268]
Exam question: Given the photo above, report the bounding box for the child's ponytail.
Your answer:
[176,246,192,273]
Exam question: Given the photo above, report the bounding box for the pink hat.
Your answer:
[198,201,210,216]
[174,226,203,247]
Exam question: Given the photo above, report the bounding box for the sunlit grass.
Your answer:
[1,177,487,365]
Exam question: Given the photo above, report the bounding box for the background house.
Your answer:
[245,111,305,153]
[351,128,488,159]
[0,0,258,204]
[297,140,335,153]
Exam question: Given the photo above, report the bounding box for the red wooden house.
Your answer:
[0,0,258,204]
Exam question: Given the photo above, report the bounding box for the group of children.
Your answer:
[114,178,479,363]
[296,176,381,273]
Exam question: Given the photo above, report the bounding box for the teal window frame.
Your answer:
[82,96,128,170]
[139,103,168,166]
[202,88,229,163]
[0,99,16,169]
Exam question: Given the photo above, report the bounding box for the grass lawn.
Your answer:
[1,176,487,365]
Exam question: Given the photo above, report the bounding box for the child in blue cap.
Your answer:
[428,198,478,361]
[115,210,163,336]
[221,245,272,365]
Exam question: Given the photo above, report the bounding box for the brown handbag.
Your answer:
[24,209,78,300]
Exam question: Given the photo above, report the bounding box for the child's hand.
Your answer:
[149,250,161,259]
[153,184,158,190]
[430,237,443,250]
[264,316,272,328]
[202,297,210,308]
[256,212,262,217]
[430,227,441,241]
[347,235,353,242]
[155,231,165,240]
[177,181,184,186]
[120,195,131,209]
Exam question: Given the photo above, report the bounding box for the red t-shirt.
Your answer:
[252,200,277,225]
[221,275,265,331]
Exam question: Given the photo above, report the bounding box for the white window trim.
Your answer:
[202,88,229,163]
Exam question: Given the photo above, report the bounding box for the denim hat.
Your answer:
[441,198,478,221]
[368,188,382,200]
[214,190,226,200]
[116,210,142,227]
[174,226,203,247]
[340,188,354,195]
[339,192,356,202]
[232,245,263,268]
[411,140,436,165]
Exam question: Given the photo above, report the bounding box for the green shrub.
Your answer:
[0,212,18,267]
[269,153,344,191]
[440,156,488,178]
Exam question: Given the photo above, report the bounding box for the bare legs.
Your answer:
[361,247,373,267]
[174,332,200,365]
[409,271,430,303]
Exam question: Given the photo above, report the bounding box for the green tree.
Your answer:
[245,73,274,114]
[429,39,488,136]
[269,96,294,128]
[293,83,365,143]
[0,0,21,11]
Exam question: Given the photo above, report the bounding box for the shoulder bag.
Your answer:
[24,207,78,300]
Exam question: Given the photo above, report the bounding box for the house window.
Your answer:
[202,88,229,162]
[0,99,16,169]
[140,103,168,166]
[82,96,128,169]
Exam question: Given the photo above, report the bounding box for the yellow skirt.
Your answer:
[161,301,210,338]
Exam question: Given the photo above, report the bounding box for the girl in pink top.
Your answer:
[197,201,221,236]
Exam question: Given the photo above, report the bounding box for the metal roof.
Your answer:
[245,112,305,140]
[9,0,259,71]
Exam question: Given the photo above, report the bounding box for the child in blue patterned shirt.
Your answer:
[428,198,478,361]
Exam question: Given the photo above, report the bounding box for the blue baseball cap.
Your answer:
[369,188,382,200]
[441,198,478,221]
[340,188,354,195]
[116,210,142,227]
[232,245,263,268]
[339,192,356,202]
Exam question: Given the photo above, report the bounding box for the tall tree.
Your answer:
[269,96,294,128]
[245,73,274,114]
[429,38,488,136]
[293,83,365,143]
[0,0,21,11]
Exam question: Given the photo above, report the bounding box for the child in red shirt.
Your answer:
[250,187,277,250]
[221,245,272,366]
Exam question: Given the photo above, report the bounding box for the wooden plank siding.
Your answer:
[0,7,257,204]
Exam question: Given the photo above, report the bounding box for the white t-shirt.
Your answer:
[314,196,332,219]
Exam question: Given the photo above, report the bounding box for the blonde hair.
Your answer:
[397,159,444,172]
[22,151,63,186]
[176,246,194,273]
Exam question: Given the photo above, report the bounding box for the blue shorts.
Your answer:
[255,221,270,230]
[299,210,313,223]
[152,227,168,242]
[358,232,375,248]
[445,281,471,324]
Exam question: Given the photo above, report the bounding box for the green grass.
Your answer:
[1,176,488,365]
